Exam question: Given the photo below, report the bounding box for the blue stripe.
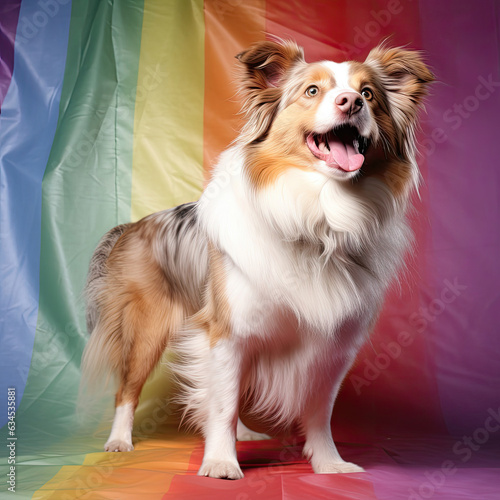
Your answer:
[0,0,72,426]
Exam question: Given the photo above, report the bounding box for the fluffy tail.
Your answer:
[80,223,133,393]
[85,223,132,334]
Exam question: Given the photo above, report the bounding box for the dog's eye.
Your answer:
[361,87,373,100]
[305,85,319,97]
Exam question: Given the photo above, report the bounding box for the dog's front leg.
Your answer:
[198,339,244,479]
[302,355,364,474]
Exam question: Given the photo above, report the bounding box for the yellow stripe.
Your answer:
[131,0,205,221]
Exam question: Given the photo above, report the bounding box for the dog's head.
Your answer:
[236,40,433,198]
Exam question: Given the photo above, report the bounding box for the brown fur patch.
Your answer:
[305,66,336,89]
[114,290,184,408]
[245,125,311,188]
[190,243,232,348]
[362,152,415,200]
[348,63,382,96]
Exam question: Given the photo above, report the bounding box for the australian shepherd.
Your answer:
[81,40,433,479]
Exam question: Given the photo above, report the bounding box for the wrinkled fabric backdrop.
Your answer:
[1,1,499,498]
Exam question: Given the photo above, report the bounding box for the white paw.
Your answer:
[198,459,244,479]
[313,461,364,474]
[104,439,134,452]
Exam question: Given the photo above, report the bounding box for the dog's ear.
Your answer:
[366,45,434,123]
[366,46,434,159]
[236,40,304,89]
[236,40,305,143]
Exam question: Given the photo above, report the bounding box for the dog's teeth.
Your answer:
[325,135,330,151]
[314,136,319,147]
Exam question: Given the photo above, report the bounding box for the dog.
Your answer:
[81,39,433,479]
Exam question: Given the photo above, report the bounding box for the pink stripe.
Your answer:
[420,0,500,435]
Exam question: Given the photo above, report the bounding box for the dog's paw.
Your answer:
[198,459,244,480]
[313,461,364,474]
[104,439,134,452]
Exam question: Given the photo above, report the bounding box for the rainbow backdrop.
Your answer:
[1,1,499,498]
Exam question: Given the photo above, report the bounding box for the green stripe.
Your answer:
[14,1,144,496]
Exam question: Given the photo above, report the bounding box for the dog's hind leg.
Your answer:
[104,294,184,452]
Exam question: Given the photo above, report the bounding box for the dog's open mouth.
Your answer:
[306,125,370,172]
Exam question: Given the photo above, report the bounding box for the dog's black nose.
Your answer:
[335,92,363,116]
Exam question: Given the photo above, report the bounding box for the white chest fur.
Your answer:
[199,147,409,338]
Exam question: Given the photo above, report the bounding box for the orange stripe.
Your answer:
[202,0,266,178]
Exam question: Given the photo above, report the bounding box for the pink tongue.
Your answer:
[327,135,364,172]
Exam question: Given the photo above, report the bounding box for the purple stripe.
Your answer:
[420,0,500,435]
[0,1,22,111]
